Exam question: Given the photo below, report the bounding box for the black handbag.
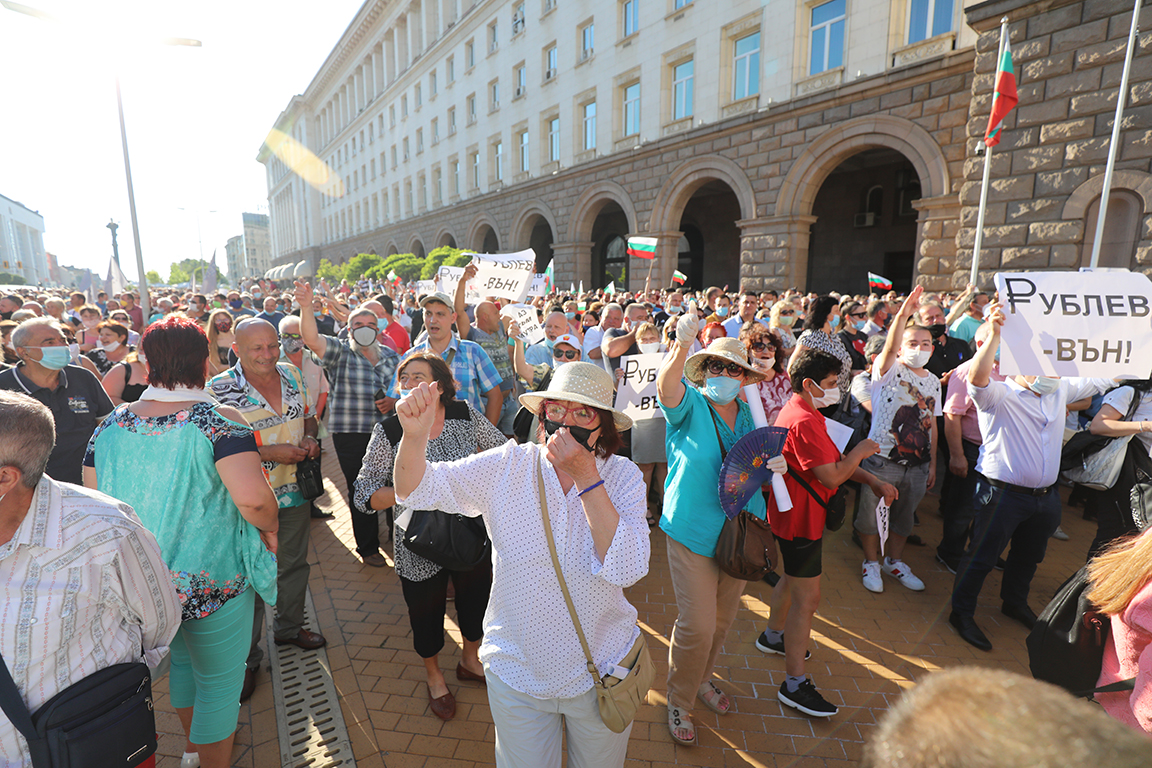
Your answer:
[296,456,324,500]
[0,654,157,768]
[788,465,849,531]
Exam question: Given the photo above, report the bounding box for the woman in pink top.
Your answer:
[1089,525,1152,734]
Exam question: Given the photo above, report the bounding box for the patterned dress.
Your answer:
[796,329,852,396]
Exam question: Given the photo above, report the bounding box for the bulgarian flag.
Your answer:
[387,269,401,285]
[671,270,687,285]
[984,42,1018,148]
[605,281,616,295]
[626,236,658,259]
[544,259,554,293]
[868,272,892,291]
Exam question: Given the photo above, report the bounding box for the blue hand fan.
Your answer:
[718,426,789,520]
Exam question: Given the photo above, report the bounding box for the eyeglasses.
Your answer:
[748,341,774,352]
[705,359,746,377]
[848,311,867,319]
[553,348,579,360]
[542,400,599,426]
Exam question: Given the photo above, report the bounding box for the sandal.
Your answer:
[697,681,732,715]
[668,706,696,745]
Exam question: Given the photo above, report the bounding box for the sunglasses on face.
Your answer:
[748,341,773,352]
[848,311,867,319]
[542,400,599,426]
[553,348,579,360]
[705,359,746,376]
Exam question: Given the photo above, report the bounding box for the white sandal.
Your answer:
[697,680,732,715]
[668,706,696,745]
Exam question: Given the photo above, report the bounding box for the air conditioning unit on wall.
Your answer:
[854,212,877,228]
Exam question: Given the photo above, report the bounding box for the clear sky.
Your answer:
[0,0,365,283]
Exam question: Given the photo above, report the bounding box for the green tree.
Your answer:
[420,245,469,279]
[145,270,162,286]
[0,272,26,285]
[344,253,384,281]
[168,264,189,284]
[317,258,344,282]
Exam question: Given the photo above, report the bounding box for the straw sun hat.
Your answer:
[684,337,767,387]
[519,361,634,431]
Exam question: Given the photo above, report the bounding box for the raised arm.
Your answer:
[293,280,327,359]
[394,381,440,500]
[875,284,922,378]
[657,307,699,410]
[945,283,976,327]
[968,303,1002,389]
[455,263,478,337]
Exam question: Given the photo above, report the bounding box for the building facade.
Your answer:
[0,193,49,285]
[224,213,274,280]
[225,234,245,281]
[259,0,1152,293]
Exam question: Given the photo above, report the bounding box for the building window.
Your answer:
[623,82,640,136]
[371,158,376,179]
[494,142,503,182]
[430,71,437,96]
[403,137,410,161]
[544,0,557,11]
[513,2,526,34]
[491,80,500,110]
[673,59,694,119]
[453,160,461,195]
[516,65,527,97]
[548,117,560,161]
[545,44,558,79]
[401,95,408,118]
[519,130,530,172]
[489,20,499,53]
[623,0,638,37]
[432,118,440,143]
[416,129,423,154]
[468,94,477,123]
[733,32,760,99]
[908,0,953,43]
[466,39,476,68]
[582,101,597,150]
[435,169,443,202]
[368,124,375,143]
[391,145,398,167]
[581,23,594,60]
[415,84,422,108]
[449,107,457,134]
[420,176,427,208]
[675,0,692,7]
[390,105,396,127]
[406,182,413,214]
[447,56,455,82]
[471,152,481,189]
[810,0,846,75]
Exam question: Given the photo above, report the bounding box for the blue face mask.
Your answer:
[544,337,556,350]
[716,306,730,317]
[377,316,390,330]
[830,315,841,329]
[564,312,575,320]
[35,346,72,370]
[702,376,741,405]
[1029,376,1060,396]
[853,319,866,331]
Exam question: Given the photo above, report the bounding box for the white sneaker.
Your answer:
[181,754,201,768]
[862,560,884,593]
[882,558,926,591]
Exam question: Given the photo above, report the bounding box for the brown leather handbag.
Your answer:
[708,408,776,580]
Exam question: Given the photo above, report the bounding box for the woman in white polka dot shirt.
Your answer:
[394,362,650,768]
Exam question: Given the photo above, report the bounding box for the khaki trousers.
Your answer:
[665,536,747,711]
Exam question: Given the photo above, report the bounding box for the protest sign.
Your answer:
[995,271,1152,378]
[614,352,666,421]
[528,274,549,297]
[415,280,437,296]
[436,265,482,304]
[499,303,545,346]
[464,249,536,303]
[876,500,890,558]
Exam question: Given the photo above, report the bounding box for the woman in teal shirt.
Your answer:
[84,316,279,768]
[657,316,774,746]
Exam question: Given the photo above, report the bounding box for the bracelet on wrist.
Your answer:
[578,479,605,497]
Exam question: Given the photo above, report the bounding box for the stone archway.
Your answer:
[466,213,502,253]
[384,241,399,257]
[510,201,559,270]
[408,235,426,259]
[434,228,458,250]
[564,181,638,286]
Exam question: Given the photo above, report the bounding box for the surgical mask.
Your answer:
[282,337,305,355]
[716,306,730,317]
[253,291,262,299]
[666,305,682,315]
[275,303,284,312]
[901,348,933,369]
[377,316,390,330]
[779,315,795,327]
[564,312,575,320]
[1030,376,1060,396]
[702,376,741,405]
[35,346,71,370]
[229,300,242,309]
[68,343,79,362]
[82,317,98,329]
[853,319,866,331]
[541,418,596,451]
[351,325,378,346]
[102,341,121,353]
[830,315,841,329]
[137,351,147,366]
[751,355,775,371]
[973,303,986,318]
[216,322,232,333]
[927,323,947,339]
[808,381,841,409]
[544,337,556,351]
[638,342,663,354]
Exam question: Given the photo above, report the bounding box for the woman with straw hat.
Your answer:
[656,310,787,745]
[393,361,651,768]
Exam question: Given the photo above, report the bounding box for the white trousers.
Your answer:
[485,669,632,768]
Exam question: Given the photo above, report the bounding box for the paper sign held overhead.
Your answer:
[614,352,666,422]
[499,303,545,346]
[464,249,537,303]
[995,270,1152,378]
[436,265,483,304]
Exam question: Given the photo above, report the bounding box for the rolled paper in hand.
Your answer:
[771,472,793,512]
[742,384,792,512]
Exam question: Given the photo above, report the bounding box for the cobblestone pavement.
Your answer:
[155,449,1096,767]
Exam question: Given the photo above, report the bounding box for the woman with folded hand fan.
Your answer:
[752,348,897,719]
[655,306,785,745]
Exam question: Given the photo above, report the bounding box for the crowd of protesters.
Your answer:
[1,268,1151,768]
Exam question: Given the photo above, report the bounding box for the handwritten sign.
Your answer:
[415,280,437,296]
[464,249,537,303]
[528,274,549,297]
[876,500,890,558]
[613,352,666,421]
[499,303,545,346]
[995,270,1152,378]
[436,265,483,304]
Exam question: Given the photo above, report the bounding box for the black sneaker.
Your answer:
[755,631,812,659]
[995,557,1007,571]
[778,679,838,718]
[935,553,958,575]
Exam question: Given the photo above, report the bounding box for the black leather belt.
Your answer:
[982,475,1054,497]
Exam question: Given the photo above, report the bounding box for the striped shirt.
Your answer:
[0,477,181,767]
[319,334,400,434]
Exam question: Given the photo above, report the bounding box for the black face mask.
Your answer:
[927,323,947,340]
[542,418,596,452]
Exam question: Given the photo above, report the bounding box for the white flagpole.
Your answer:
[971,16,1010,285]
[1090,0,1142,269]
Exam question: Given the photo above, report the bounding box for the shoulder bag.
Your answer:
[788,464,849,532]
[708,408,777,579]
[536,458,654,733]
[383,403,492,572]
[0,652,156,768]
[1060,389,1142,473]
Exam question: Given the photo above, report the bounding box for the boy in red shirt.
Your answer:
[755,348,897,717]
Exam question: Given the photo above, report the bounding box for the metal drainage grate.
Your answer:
[268,589,357,768]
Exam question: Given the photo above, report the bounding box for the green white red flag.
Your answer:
[984,43,1018,148]
[626,236,657,259]
[868,272,892,291]
[671,270,687,285]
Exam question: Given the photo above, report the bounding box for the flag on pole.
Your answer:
[626,236,658,260]
[868,272,893,291]
[544,259,554,293]
[106,257,128,297]
[604,281,616,295]
[984,42,1018,148]
[569,282,575,293]
[204,250,218,294]
[671,270,687,285]
[579,280,584,295]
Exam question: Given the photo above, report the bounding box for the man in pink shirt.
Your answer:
[937,322,1003,573]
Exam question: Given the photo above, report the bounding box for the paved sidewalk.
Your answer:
[156,450,1097,767]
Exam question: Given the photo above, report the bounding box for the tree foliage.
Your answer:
[343,253,384,281]
[317,258,343,282]
[320,246,476,285]
[0,272,26,285]
[145,270,162,286]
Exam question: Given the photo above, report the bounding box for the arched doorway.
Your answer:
[511,204,558,271]
[807,148,920,293]
[590,202,631,289]
[677,225,705,290]
[568,181,638,287]
[410,238,426,259]
[436,230,457,249]
[677,181,742,289]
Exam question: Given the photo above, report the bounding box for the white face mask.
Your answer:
[901,347,932,369]
[1029,376,1060,396]
[638,342,663,354]
[102,341,121,353]
[809,381,841,408]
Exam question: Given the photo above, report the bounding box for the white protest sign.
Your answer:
[528,274,549,297]
[824,417,853,454]
[436,265,483,304]
[995,270,1152,378]
[499,303,545,346]
[415,280,437,296]
[464,249,537,303]
[614,352,666,421]
[875,500,890,558]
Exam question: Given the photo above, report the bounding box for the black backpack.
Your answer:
[1026,565,1136,698]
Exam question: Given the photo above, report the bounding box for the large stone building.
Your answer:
[0,193,49,285]
[258,0,1152,293]
[224,212,274,280]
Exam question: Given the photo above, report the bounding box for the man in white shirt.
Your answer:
[949,303,1113,651]
[583,303,623,372]
[0,391,181,767]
